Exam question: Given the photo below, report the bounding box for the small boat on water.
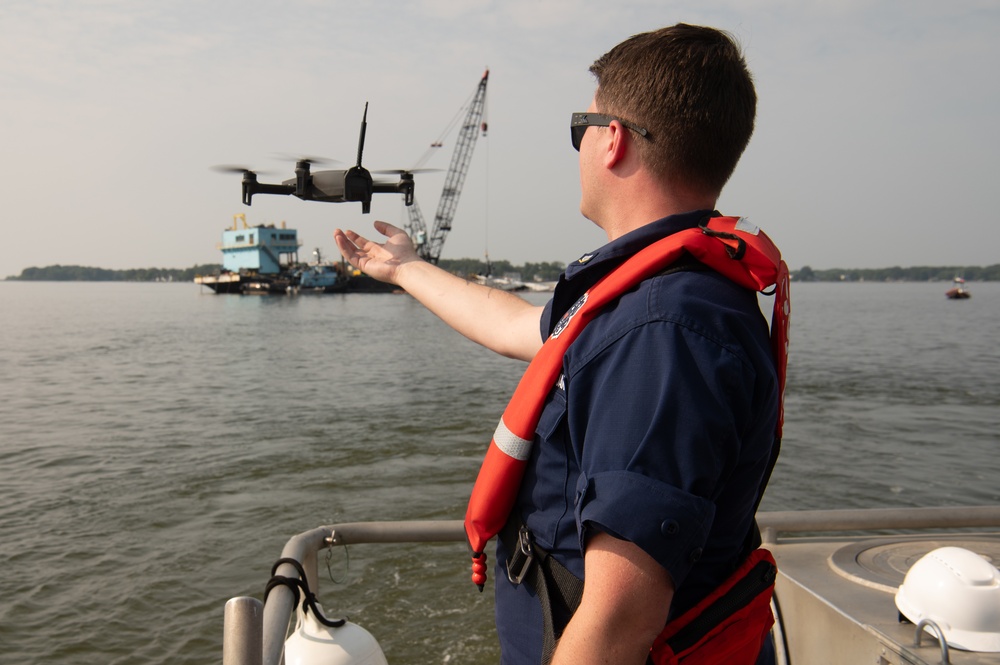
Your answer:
[223,505,1000,665]
[947,277,971,299]
[471,273,557,292]
[472,272,528,291]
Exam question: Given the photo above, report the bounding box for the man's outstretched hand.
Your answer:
[334,220,421,284]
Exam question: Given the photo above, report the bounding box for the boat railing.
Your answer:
[224,521,467,665]
[222,506,1000,665]
[758,504,1000,544]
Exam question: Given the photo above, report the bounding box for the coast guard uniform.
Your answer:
[493,211,780,664]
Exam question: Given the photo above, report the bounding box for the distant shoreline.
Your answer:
[5,262,999,283]
[793,264,999,282]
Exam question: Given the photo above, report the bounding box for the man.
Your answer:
[335,24,781,665]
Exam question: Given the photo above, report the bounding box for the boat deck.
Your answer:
[772,532,1000,664]
[223,507,1000,665]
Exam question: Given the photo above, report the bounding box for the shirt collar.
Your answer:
[563,210,717,281]
[541,210,720,337]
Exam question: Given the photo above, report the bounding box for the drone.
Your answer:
[215,104,421,214]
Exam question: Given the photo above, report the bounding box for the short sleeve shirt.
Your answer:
[494,211,779,664]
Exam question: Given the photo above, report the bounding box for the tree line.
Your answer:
[7,264,223,282]
[9,262,998,283]
[437,258,566,282]
[5,260,567,283]
[793,265,1000,282]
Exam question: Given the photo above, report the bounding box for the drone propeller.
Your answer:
[211,164,253,174]
[210,165,276,176]
[271,153,339,166]
[371,168,442,175]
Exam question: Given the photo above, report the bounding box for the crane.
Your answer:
[407,69,489,264]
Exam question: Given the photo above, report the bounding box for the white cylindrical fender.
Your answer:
[284,603,388,665]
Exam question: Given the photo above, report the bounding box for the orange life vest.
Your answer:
[464,216,790,591]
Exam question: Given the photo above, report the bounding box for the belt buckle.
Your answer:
[505,526,535,585]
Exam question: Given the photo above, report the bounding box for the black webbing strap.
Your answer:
[500,516,584,665]
[265,557,346,628]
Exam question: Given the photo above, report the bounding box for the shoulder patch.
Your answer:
[552,293,588,338]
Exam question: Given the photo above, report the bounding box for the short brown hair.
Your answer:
[589,24,756,197]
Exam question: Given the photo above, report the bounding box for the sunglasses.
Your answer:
[570,112,650,151]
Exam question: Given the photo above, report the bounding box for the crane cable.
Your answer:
[398,77,484,230]
[482,89,491,267]
[412,81,482,170]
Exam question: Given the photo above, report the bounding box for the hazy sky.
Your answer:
[2,0,997,277]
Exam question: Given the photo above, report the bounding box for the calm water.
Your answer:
[0,280,998,664]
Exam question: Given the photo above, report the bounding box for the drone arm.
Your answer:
[241,181,296,206]
[371,179,415,206]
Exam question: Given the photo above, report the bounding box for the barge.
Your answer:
[195,214,394,295]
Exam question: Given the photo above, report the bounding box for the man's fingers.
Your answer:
[342,229,365,245]
[333,229,370,269]
[373,220,404,238]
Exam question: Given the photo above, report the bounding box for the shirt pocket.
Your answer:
[535,377,568,441]
[523,380,573,550]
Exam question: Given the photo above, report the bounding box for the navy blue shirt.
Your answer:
[494,211,779,664]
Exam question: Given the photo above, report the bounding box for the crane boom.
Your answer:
[407,70,489,264]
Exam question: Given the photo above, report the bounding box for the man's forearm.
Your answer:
[395,260,544,361]
[334,222,544,360]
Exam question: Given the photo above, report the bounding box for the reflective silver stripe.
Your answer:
[734,216,760,235]
[493,418,533,461]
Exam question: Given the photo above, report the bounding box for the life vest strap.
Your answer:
[500,517,584,665]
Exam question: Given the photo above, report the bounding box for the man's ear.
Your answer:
[603,121,629,169]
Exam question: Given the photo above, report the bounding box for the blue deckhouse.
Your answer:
[220,215,301,274]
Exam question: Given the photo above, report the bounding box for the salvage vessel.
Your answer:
[195,214,393,295]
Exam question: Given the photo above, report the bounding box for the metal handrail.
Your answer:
[758,505,1000,544]
[223,506,1000,665]
[260,522,466,665]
